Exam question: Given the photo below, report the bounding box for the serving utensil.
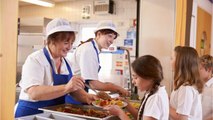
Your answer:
[85,83,111,100]
[85,83,98,94]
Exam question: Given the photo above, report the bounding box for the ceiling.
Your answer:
[19,0,75,6]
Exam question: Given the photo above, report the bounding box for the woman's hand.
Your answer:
[85,94,99,104]
[65,76,85,93]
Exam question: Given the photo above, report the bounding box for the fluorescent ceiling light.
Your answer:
[20,0,55,7]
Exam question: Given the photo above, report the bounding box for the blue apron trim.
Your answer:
[15,47,80,118]
[91,40,101,72]
[84,40,101,92]
[43,48,81,104]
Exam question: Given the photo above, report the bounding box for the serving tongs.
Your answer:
[85,83,111,100]
[85,83,98,94]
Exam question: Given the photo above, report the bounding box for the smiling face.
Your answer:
[98,33,116,49]
[48,32,75,58]
[53,37,74,57]
[95,29,117,50]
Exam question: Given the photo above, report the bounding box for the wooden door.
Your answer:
[0,0,18,119]
[196,7,212,56]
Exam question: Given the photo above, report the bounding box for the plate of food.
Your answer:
[92,98,128,108]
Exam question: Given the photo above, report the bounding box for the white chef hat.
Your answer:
[94,20,119,35]
[45,18,77,39]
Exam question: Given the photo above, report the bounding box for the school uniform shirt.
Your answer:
[18,46,71,102]
[170,85,202,120]
[202,77,213,119]
[138,86,169,120]
[205,77,213,87]
[70,39,100,80]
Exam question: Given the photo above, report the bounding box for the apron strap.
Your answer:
[43,47,56,75]
[91,40,101,72]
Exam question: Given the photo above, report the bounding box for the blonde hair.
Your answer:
[200,54,213,75]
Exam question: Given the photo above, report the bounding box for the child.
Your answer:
[199,54,213,120]
[169,46,203,120]
[105,55,169,120]
[199,54,213,85]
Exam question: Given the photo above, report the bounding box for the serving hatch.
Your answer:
[39,104,120,120]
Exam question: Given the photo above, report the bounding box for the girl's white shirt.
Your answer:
[138,86,169,120]
[202,77,213,119]
[170,85,202,120]
[205,77,213,87]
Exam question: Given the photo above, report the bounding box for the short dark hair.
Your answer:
[95,29,118,39]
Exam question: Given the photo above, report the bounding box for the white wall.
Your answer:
[139,0,175,96]
[197,0,212,14]
[190,0,198,48]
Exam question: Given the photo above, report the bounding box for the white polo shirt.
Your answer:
[18,46,71,102]
[170,85,202,120]
[70,39,100,80]
[205,77,213,87]
[202,77,213,119]
[138,86,169,120]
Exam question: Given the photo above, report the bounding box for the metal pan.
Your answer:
[15,113,84,120]
[39,104,120,120]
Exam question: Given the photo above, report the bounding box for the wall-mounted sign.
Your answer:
[82,5,91,19]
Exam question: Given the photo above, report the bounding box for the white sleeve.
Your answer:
[79,46,99,80]
[19,55,45,91]
[143,95,161,119]
[176,86,194,116]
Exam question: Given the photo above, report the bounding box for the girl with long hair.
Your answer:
[169,46,203,120]
[105,55,169,120]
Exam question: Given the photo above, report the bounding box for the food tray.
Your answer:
[15,113,85,120]
[39,104,120,120]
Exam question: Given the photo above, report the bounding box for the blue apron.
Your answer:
[15,47,79,118]
[84,40,101,92]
